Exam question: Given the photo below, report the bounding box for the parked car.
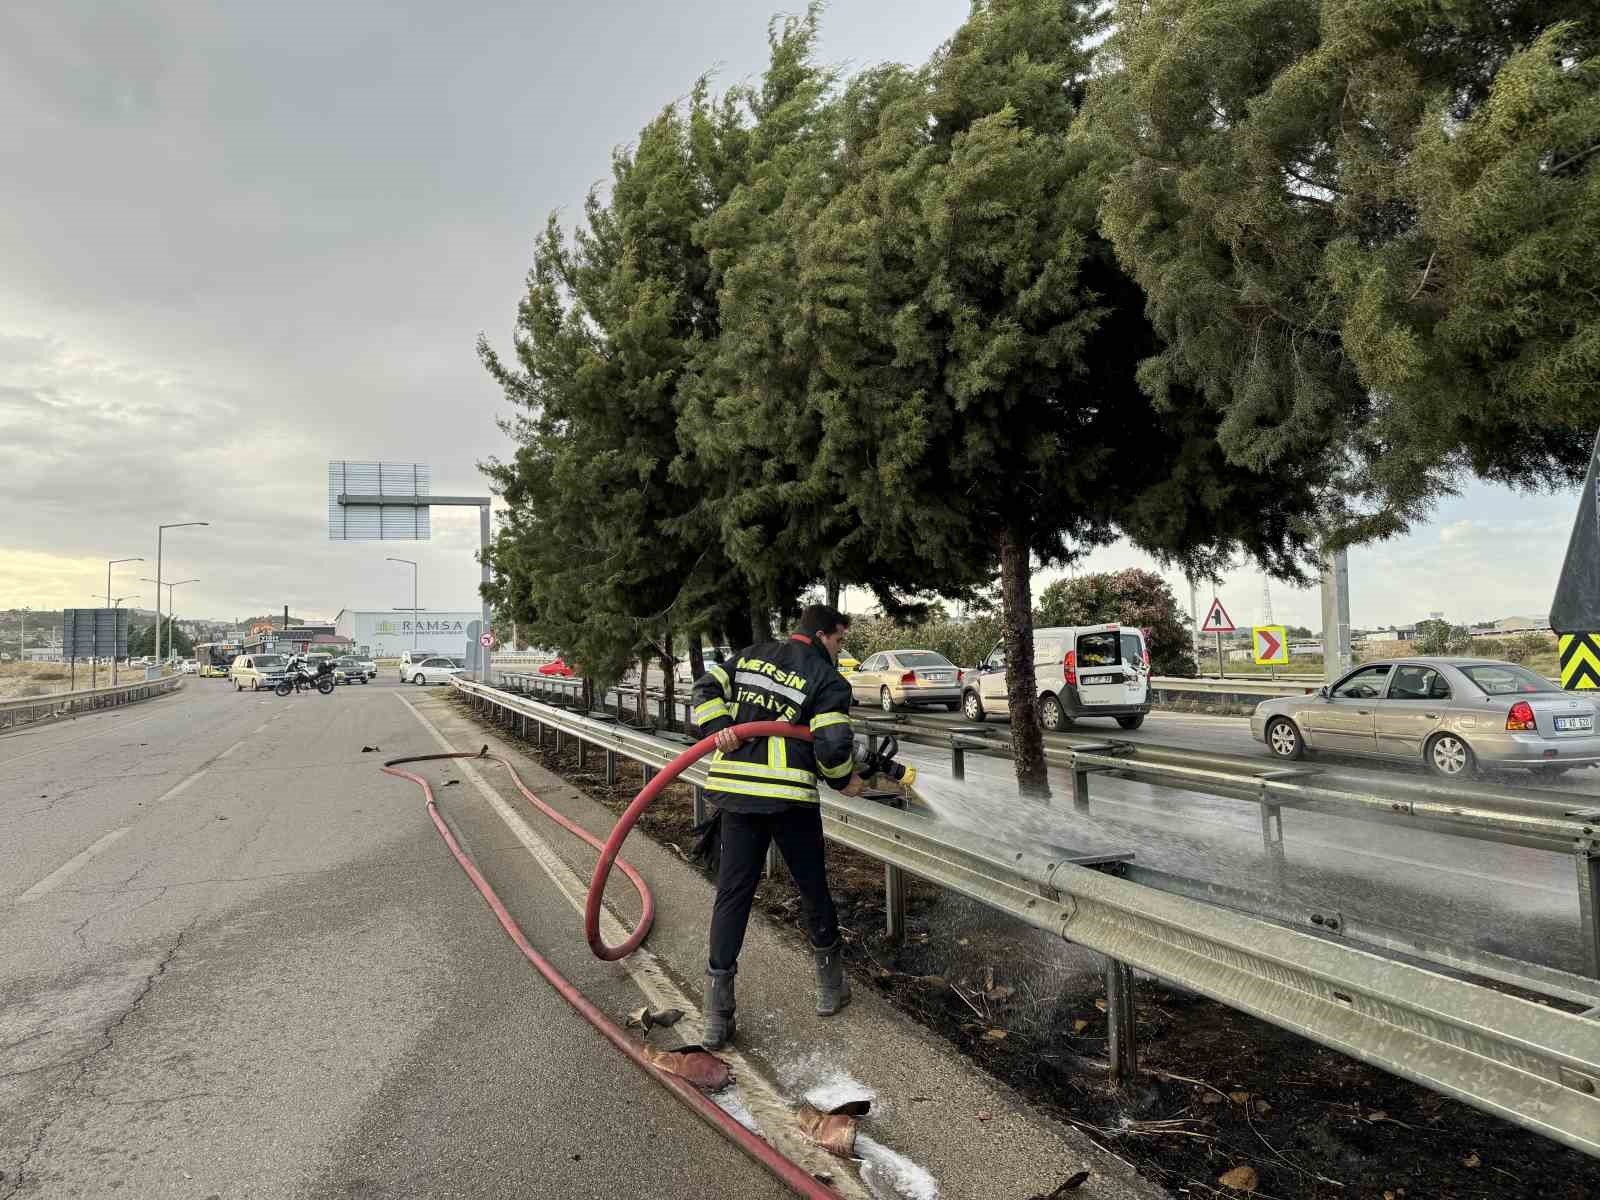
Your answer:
[334,657,369,685]
[357,657,378,680]
[671,647,734,686]
[1251,657,1600,779]
[397,650,441,682]
[179,660,199,675]
[538,658,576,678]
[231,653,289,692]
[961,624,1152,730]
[409,656,466,685]
[849,649,963,712]
[837,656,859,676]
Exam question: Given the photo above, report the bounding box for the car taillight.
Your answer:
[1063,650,1077,686]
[1507,701,1537,731]
[901,670,918,684]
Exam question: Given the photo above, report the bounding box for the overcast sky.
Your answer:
[1,1,1582,634]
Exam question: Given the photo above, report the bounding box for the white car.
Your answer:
[398,650,441,682]
[409,656,465,685]
[962,623,1153,730]
[179,660,199,675]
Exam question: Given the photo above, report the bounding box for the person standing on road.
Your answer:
[689,604,866,1049]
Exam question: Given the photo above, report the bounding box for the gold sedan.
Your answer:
[848,649,962,713]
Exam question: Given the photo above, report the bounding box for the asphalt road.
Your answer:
[0,677,790,1200]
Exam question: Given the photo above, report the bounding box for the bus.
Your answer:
[194,642,241,678]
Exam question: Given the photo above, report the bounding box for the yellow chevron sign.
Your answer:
[1559,633,1600,690]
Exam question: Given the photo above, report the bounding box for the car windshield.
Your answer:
[1458,663,1559,695]
[337,658,358,666]
[254,655,285,669]
[894,651,953,668]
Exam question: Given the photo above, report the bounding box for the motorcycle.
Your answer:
[276,658,336,696]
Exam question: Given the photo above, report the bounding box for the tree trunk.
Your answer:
[688,630,706,681]
[582,676,595,712]
[751,601,773,644]
[660,620,676,731]
[724,606,752,651]
[636,654,649,725]
[826,576,841,610]
[998,521,1049,798]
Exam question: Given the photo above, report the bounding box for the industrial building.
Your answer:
[333,609,481,658]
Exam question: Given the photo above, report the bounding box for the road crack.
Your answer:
[1,922,194,1198]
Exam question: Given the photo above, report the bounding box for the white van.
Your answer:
[397,650,440,682]
[960,624,1152,731]
[231,653,289,692]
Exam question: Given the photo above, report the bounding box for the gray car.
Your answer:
[1250,657,1600,779]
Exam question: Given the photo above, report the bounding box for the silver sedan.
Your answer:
[1250,657,1600,780]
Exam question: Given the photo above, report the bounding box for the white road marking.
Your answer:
[14,763,213,902]
[395,693,869,1197]
[217,740,245,759]
[18,828,130,901]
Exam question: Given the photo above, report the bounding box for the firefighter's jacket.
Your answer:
[690,634,856,814]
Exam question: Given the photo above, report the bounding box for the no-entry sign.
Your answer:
[1252,625,1289,666]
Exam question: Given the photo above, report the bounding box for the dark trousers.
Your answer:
[708,806,839,972]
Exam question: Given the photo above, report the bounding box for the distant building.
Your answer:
[240,623,350,656]
[333,609,481,657]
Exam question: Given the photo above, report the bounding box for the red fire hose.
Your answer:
[383,721,840,1200]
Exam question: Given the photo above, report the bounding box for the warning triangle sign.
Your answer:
[1551,430,1600,632]
[1200,597,1236,634]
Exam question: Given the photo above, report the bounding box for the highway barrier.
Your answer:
[0,674,184,733]
[451,676,1600,1159]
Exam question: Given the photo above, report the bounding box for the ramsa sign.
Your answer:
[375,618,467,637]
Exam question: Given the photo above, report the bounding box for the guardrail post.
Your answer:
[692,786,706,826]
[605,749,618,787]
[1104,957,1137,1082]
[555,727,564,755]
[642,764,656,786]
[1071,764,1090,811]
[884,863,906,944]
[1260,802,1284,849]
[576,737,588,769]
[1578,840,1600,978]
[766,840,783,879]
[951,742,965,781]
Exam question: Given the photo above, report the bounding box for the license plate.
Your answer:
[1554,715,1593,732]
[922,671,952,682]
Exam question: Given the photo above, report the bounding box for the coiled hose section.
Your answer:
[383,721,841,1200]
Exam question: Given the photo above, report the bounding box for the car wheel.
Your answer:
[413,673,427,686]
[879,687,896,714]
[1039,694,1068,731]
[1116,713,1146,731]
[1265,717,1303,760]
[1426,732,1475,778]
[962,691,985,722]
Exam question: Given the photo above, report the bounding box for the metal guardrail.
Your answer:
[451,677,1600,1158]
[0,675,184,732]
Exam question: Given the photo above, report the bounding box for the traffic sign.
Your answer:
[1199,597,1235,634]
[1252,625,1288,666]
[480,632,495,648]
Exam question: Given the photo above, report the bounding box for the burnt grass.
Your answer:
[460,697,1599,1200]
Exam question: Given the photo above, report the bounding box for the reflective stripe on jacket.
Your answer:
[690,634,855,814]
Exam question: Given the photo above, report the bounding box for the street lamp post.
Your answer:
[142,579,198,667]
[157,522,208,664]
[19,606,28,662]
[107,557,144,610]
[387,558,419,649]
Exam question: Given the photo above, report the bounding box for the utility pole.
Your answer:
[156,521,208,664]
[1320,549,1351,682]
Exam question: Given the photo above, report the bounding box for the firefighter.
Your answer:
[689,604,866,1049]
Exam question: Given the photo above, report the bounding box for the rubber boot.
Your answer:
[813,941,851,1017]
[703,967,737,1049]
